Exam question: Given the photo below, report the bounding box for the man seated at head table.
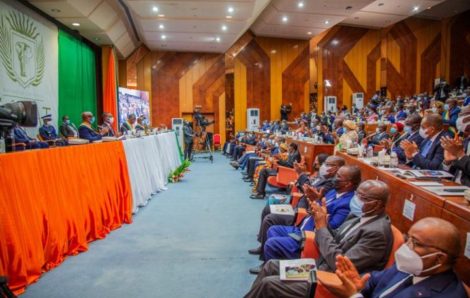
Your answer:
[400,114,447,170]
[59,115,78,138]
[78,111,109,142]
[244,180,393,298]
[120,113,137,135]
[319,217,466,298]
[251,156,345,262]
[369,123,390,146]
[249,165,361,274]
[12,123,49,150]
[441,105,470,186]
[39,114,66,146]
[135,115,146,131]
[98,112,117,137]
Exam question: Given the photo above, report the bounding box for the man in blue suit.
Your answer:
[319,217,466,298]
[12,123,49,150]
[443,98,460,130]
[392,114,424,163]
[78,111,107,142]
[401,114,446,170]
[250,165,360,272]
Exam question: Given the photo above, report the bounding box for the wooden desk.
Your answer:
[287,139,335,173]
[336,151,470,284]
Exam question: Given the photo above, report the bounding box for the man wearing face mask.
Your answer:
[392,114,423,163]
[443,98,460,132]
[441,105,470,186]
[39,114,66,146]
[369,123,390,145]
[319,217,465,298]
[59,115,78,138]
[244,180,393,298]
[248,156,345,261]
[98,112,116,137]
[78,111,107,142]
[401,114,446,170]
[120,114,137,135]
[255,166,361,266]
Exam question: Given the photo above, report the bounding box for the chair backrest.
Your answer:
[277,166,298,185]
[385,225,405,268]
[213,133,221,145]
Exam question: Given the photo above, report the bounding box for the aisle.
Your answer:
[22,152,264,298]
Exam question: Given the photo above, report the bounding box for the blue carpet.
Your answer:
[22,152,265,298]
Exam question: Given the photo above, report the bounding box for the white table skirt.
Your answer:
[123,132,182,212]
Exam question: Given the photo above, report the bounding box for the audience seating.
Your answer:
[213,133,221,150]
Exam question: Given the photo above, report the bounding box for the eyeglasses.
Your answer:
[404,234,448,254]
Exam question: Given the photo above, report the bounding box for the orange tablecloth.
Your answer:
[0,142,133,294]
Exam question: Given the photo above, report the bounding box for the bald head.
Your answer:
[410,217,461,260]
[422,114,443,132]
[357,180,389,205]
[338,165,362,189]
[326,156,346,167]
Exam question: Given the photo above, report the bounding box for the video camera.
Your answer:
[0,101,38,129]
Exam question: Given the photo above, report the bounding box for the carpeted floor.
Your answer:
[22,152,265,298]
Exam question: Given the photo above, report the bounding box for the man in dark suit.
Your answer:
[12,123,49,150]
[251,143,301,199]
[244,180,393,298]
[401,114,446,170]
[59,115,78,138]
[183,121,194,161]
[98,112,117,137]
[392,114,424,163]
[441,105,470,186]
[78,111,107,142]
[319,217,466,298]
[251,155,346,256]
[369,123,390,145]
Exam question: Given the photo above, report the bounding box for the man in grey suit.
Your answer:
[249,156,345,256]
[244,180,393,298]
[183,121,194,161]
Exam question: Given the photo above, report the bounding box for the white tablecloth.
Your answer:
[123,132,182,212]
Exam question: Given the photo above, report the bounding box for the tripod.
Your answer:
[193,130,213,163]
[0,277,16,298]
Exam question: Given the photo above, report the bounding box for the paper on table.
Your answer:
[465,233,470,259]
[403,200,416,221]
[423,186,470,196]
[410,181,443,187]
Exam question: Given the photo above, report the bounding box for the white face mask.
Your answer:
[319,164,330,178]
[456,117,470,133]
[108,117,114,124]
[431,107,438,113]
[395,244,443,275]
[419,127,429,139]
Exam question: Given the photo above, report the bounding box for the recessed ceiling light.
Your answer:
[51,8,61,13]
[282,16,288,23]
[227,6,234,13]
[307,31,312,35]
[159,24,165,29]
[161,35,167,40]
[72,22,80,27]
[324,20,329,25]
[215,37,221,42]
[158,14,165,17]
[413,6,419,12]
[331,39,339,46]
[152,6,159,12]
[226,15,232,19]
[221,25,227,31]
[271,49,277,54]
[298,2,304,8]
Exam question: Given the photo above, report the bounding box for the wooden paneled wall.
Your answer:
[449,10,470,86]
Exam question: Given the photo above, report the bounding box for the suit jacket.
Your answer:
[411,131,447,170]
[315,214,392,274]
[60,123,78,138]
[443,138,470,187]
[277,150,301,168]
[361,265,467,298]
[78,124,102,142]
[98,123,115,137]
[183,125,194,144]
[296,176,335,209]
[370,132,390,145]
[13,126,33,143]
[299,189,355,231]
[393,131,424,163]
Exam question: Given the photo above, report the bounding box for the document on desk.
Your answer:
[280,259,316,281]
[270,204,295,216]
[403,200,416,221]
[423,186,470,196]
[410,181,443,187]
[403,170,454,179]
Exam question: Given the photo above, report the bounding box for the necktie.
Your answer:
[420,139,432,157]
[380,275,413,298]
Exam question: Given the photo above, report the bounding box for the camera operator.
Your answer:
[13,123,49,150]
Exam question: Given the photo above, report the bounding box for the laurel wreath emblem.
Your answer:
[0,10,45,87]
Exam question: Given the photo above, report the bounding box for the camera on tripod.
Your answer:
[0,99,38,152]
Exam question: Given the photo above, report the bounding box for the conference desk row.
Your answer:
[336,151,470,285]
[0,132,182,294]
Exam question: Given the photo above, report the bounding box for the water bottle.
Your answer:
[390,151,398,168]
[366,145,373,158]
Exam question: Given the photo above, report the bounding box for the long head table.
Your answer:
[336,151,470,285]
[0,131,182,294]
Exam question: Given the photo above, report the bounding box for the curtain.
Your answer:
[58,30,97,127]
[103,47,118,131]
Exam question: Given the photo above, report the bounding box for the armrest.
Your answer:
[295,208,309,226]
[277,166,298,185]
[301,231,321,259]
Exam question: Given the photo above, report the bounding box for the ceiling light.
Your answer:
[159,24,164,29]
[161,35,167,40]
[51,8,61,13]
[227,6,234,13]
[72,22,80,27]
[158,14,165,17]
[298,2,304,8]
[282,16,288,23]
[152,6,159,12]
[226,15,232,19]
[324,20,329,25]
[215,37,221,42]
[271,49,277,54]
[307,31,312,35]
[331,39,339,46]
[413,6,419,12]
[325,80,332,87]
[221,25,227,31]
